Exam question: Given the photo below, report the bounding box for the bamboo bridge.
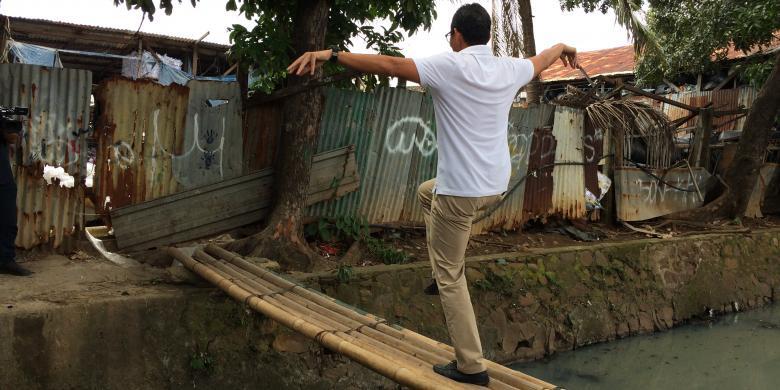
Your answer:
[167,245,559,390]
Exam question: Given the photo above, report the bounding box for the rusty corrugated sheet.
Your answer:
[615,166,712,221]
[243,102,281,173]
[95,77,189,211]
[473,104,556,232]
[638,87,757,132]
[13,171,83,250]
[523,127,556,221]
[551,106,587,219]
[173,80,244,189]
[0,64,91,250]
[0,64,91,174]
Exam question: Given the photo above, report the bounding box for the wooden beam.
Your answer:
[663,78,681,93]
[713,70,738,92]
[221,62,238,76]
[192,31,209,75]
[604,77,701,112]
[245,70,360,107]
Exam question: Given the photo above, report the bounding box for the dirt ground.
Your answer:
[195,215,780,272]
[5,215,778,304]
[0,251,202,308]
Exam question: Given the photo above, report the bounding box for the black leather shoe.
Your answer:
[423,280,439,295]
[433,360,489,386]
[0,261,32,276]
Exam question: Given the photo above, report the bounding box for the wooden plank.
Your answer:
[111,146,359,251]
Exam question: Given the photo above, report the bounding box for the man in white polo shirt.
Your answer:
[288,3,577,385]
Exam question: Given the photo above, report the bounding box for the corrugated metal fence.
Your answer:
[300,87,596,231]
[94,77,244,212]
[0,64,91,250]
[637,86,758,131]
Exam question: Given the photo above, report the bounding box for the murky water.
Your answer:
[512,304,780,390]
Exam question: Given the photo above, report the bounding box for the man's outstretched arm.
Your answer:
[529,43,578,77]
[287,49,420,83]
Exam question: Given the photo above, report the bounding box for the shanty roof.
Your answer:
[540,45,635,83]
[5,15,229,56]
[541,33,780,83]
[4,15,232,82]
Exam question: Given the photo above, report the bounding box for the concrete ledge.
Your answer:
[1,230,778,389]
[312,229,780,363]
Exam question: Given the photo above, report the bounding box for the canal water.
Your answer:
[512,304,779,390]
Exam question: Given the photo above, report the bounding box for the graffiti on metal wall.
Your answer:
[108,109,227,179]
[26,137,84,168]
[384,116,547,173]
[634,172,705,205]
[583,128,604,164]
[384,116,437,157]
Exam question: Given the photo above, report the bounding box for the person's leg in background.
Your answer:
[0,183,29,276]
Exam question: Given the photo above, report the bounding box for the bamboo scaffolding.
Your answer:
[167,247,451,390]
[204,245,557,390]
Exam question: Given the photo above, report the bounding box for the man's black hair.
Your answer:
[451,3,491,46]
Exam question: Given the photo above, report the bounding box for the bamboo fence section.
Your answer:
[166,245,559,390]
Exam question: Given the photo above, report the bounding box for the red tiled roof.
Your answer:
[540,33,780,83]
[540,45,635,83]
[720,34,780,60]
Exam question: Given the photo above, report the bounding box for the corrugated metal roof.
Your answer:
[6,15,230,50]
[95,77,190,211]
[541,45,635,83]
[0,63,92,250]
[541,34,780,83]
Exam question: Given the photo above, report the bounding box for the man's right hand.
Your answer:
[559,44,578,69]
[530,43,578,78]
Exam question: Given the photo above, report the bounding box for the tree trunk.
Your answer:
[721,52,780,217]
[667,53,780,221]
[229,0,330,271]
[518,0,541,104]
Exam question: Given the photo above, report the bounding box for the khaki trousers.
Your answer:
[417,179,501,374]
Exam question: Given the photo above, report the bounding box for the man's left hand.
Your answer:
[287,49,332,76]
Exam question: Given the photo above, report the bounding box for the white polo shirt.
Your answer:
[413,45,535,197]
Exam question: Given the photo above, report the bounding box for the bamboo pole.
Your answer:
[167,247,448,390]
[191,250,466,389]
[205,245,557,390]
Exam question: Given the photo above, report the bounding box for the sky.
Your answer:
[0,0,632,56]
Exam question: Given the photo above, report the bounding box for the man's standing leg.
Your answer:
[429,194,500,383]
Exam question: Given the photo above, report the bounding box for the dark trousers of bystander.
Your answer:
[0,139,17,264]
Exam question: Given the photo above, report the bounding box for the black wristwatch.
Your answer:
[329,46,340,63]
